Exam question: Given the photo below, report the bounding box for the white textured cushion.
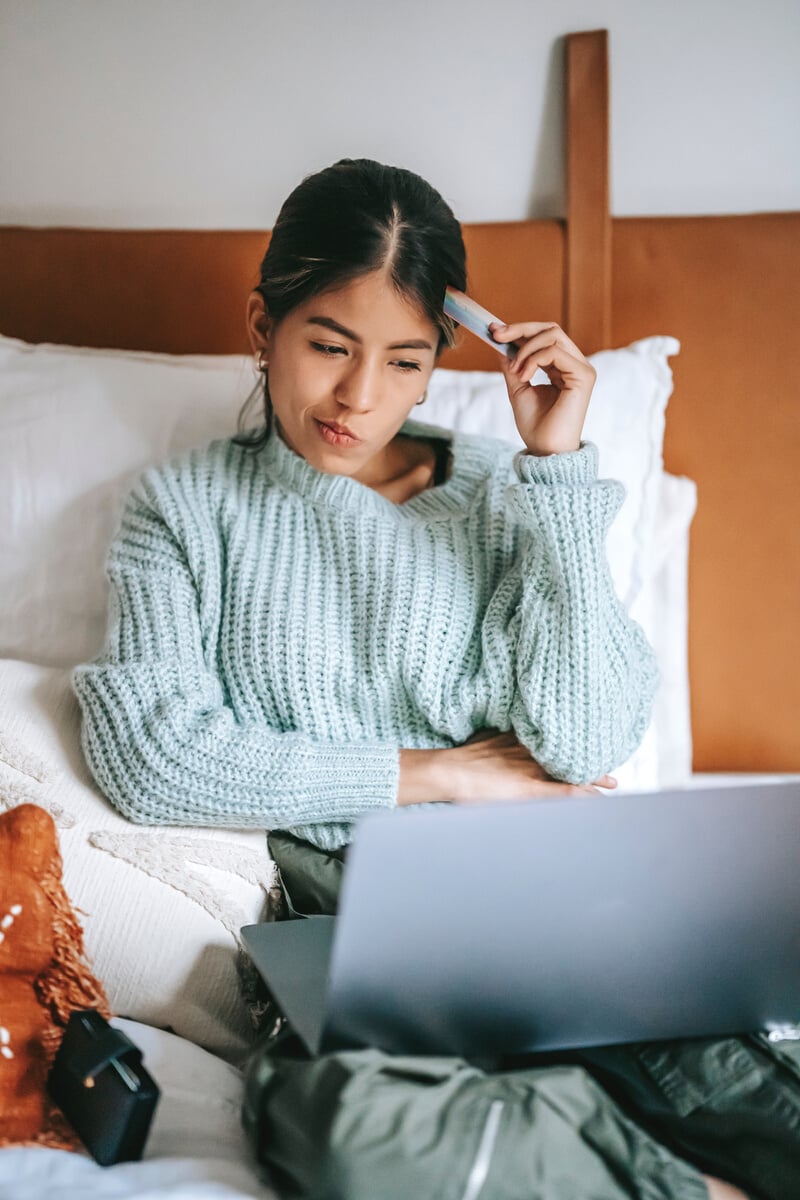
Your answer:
[0,657,277,1063]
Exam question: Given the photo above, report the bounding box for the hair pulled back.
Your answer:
[239,158,467,444]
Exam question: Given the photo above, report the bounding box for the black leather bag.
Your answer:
[47,1009,159,1165]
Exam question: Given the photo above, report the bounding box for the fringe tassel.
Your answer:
[30,832,110,1150]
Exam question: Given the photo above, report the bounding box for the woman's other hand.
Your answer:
[397,728,616,808]
[489,320,596,457]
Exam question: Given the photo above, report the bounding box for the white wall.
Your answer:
[1,0,797,228]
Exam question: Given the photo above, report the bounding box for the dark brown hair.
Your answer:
[237,158,467,447]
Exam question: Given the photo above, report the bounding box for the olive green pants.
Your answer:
[264,831,800,1200]
[267,829,347,919]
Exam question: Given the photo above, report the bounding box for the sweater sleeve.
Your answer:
[481,442,659,784]
[72,477,400,829]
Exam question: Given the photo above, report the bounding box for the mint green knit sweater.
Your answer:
[73,418,658,851]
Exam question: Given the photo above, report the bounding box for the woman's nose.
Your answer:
[336,361,377,412]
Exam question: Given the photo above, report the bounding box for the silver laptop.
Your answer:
[241,781,800,1058]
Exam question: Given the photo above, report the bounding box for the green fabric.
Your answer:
[248,835,800,1198]
[244,1047,711,1200]
[246,1028,800,1200]
[578,1034,800,1199]
[268,830,345,917]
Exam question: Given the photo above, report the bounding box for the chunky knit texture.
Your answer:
[73,418,659,852]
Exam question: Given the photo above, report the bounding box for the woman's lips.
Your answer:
[314,419,362,447]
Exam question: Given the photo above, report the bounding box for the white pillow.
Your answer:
[0,335,256,668]
[0,331,689,788]
[618,471,697,791]
[635,470,697,789]
[0,657,278,1064]
[0,331,677,668]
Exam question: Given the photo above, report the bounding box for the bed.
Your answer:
[1,27,798,1199]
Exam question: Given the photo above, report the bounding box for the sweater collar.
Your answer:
[260,417,488,518]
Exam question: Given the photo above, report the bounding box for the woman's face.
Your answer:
[247,270,440,486]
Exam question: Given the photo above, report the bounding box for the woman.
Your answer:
[74,158,649,839]
[75,159,778,1199]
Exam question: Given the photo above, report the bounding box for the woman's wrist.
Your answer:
[522,442,580,457]
[513,442,598,487]
[396,747,455,807]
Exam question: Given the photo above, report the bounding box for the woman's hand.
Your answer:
[447,728,616,806]
[489,321,596,457]
[397,728,617,808]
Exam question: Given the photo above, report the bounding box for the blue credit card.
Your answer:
[444,287,513,358]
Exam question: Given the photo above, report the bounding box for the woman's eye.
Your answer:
[310,342,419,373]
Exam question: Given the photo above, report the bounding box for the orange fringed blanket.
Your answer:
[0,803,109,1147]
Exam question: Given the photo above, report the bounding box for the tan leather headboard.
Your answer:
[0,32,797,772]
[614,213,800,771]
[0,221,564,364]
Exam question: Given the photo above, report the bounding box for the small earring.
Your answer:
[256,349,269,373]
[415,391,427,406]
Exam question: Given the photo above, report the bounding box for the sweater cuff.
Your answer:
[513,441,599,486]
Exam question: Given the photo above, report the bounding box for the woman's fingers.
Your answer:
[535,775,616,794]
[490,319,595,457]
[512,343,594,390]
[491,321,585,362]
[544,782,604,798]
[495,324,560,372]
[509,328,561,376]
[490,322,593,391]
[462,730,619,790]
[457,729,619,801]
[458,782,593,805]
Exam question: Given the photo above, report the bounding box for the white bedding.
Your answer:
[0,1019,276,1200]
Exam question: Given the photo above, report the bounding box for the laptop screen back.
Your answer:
[324,783,800,1057]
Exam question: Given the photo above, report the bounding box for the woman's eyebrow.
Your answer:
[306,316,433,352]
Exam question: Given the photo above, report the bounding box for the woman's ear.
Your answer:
[246,291,271,355]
